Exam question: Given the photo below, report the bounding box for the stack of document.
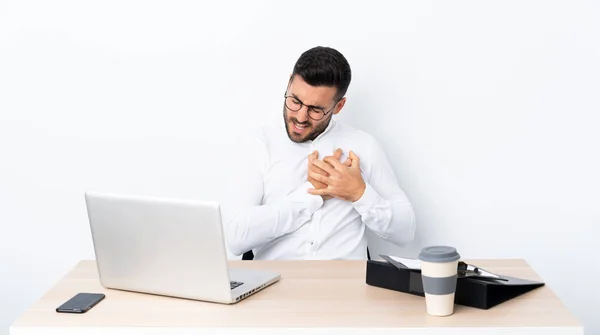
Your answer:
[380,255,508,281]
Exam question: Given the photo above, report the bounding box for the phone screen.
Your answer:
[56,293,105,313]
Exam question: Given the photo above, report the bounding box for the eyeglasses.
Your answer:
[284,93,341,121]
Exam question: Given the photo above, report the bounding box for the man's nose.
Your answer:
[295,106,310,123]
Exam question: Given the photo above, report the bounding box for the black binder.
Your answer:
[365,258,545,310]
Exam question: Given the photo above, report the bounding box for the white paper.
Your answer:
[389,256,421,270]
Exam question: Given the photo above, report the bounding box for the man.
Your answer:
[223,46,416,260]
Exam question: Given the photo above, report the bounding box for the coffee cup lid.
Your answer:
[418,246,460,263]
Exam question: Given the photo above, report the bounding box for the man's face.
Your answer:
[283,75,340,143]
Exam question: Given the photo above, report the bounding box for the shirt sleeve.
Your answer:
[221,134,323,256]
[351,138,416,247]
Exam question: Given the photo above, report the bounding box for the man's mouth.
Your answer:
[292,120,310,134]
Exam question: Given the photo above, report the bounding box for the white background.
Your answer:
[1,0,599,334]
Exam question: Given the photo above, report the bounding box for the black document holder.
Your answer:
[365,259,545,310]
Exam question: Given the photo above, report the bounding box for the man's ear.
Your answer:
[333,97,347,115]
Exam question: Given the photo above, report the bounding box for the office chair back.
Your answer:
[242,250,254,260]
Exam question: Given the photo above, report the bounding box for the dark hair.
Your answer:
[291,46,351,100]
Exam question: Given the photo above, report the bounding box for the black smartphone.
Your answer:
[56,293,105,313]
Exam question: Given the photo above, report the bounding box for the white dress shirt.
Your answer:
[222,118,416,260]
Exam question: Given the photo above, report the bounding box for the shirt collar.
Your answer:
[312,118,336,142]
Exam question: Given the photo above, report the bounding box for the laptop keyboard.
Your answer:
[230,281,243,289]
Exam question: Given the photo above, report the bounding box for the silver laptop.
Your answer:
[84,192,280,304]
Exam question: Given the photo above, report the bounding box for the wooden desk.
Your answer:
[10,259,582,335]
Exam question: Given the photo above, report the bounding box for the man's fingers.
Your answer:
[312,159,336,175]
[308,176,327,189]
[307,187,330,196]
[350,150,360,169]
[309,164,329,176]
[308,150,318,162]
[332,148,343,161]
[309,158,329,176]
[323,156,345,170]
[308,169,329,183]
[342,158,352,167]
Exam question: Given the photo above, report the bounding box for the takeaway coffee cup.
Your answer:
[418,246,461,316]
